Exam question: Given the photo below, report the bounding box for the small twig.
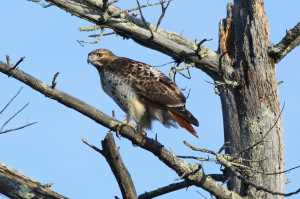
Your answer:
[82,138,104,155]
[112,1,172,17]
[44,182,55,187]
[43,3,53,8]
[175,170,188,181]
[155,0,171,31]
[204,80,215,86]
[177,155,217,162]
[238,102,285,156]
[108,0,119,6]
[195,38,213,59]
[218,141,230,153]
[265,165,300,176]
[228,163,300,196]
[77,27,106,46]
[78,25,101,32]
[51,72,59,89]
[154,61,175,67]
[169,63,195,82]
[196,190,209,199]
[0,87,23,115]
[136,0,154,39]
[6,55,13,67]
[182,140,300,196]
[12,57,25,69]
[183,141,216,155]
[0,103,29,132]
[0,122,37,135]
[184,88,191,99]
[89,32,115,37]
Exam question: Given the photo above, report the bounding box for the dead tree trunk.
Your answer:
[219,1,285,198]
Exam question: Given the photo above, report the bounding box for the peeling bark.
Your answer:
[218,1,285,198]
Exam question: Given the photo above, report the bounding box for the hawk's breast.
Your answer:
[100,69,147,123]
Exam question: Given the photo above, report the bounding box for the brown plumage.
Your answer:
[87,49,199,138]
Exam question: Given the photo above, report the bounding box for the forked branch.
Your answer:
[83,134,138,199]
[182,140,300,197]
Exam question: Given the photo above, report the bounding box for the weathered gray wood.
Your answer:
[101,133,138,199]
[269,21,300,63]
[218,1,285,198]
[0,162,67,199]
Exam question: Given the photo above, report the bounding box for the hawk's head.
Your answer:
[87,49,116,69]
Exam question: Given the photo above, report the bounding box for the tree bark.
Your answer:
[218,1,285,198]
[0,162,67,199]
[101,133,138,199]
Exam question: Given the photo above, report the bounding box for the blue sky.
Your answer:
[0,0,299,198]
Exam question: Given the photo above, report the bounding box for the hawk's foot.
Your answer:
[122,120,147,137]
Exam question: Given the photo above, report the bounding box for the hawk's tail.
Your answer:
[168,110,199,138]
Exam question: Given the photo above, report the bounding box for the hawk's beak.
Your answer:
[87,55,90,64]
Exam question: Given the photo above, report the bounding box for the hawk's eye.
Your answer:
[97,53,103,57]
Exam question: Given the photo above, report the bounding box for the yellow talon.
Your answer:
[122,120,147,137]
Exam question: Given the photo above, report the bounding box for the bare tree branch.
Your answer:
[0,103,29,132]
[84,133,138,199]
[138,181,192,199]
[0,122,37,135]
[101,133,138,199]
[0,60,243,199]
[0,87,23,115]
[182,141,300,197]
[51,72,60,89]
[0,162,67,199]
[136,0,154,39]
[269,21,300,63]
[155,0,171,32]
[40,0,220,79]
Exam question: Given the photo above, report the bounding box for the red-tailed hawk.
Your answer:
[87,49,199,138]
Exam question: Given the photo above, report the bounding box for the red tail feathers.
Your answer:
[168,110,199,138]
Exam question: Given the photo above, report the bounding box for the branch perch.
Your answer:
[0,59,242,199]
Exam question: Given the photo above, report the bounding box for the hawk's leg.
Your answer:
[122,119,147,137]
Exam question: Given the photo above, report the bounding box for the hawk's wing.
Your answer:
[104,57,199,127]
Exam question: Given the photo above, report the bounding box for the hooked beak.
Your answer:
[87,54,91,64]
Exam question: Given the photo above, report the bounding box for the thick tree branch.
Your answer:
[269,21,300,63]
[40,0,220,79]
[0,60,243,199]
[0,162,67,199]
[101,133,138,199]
